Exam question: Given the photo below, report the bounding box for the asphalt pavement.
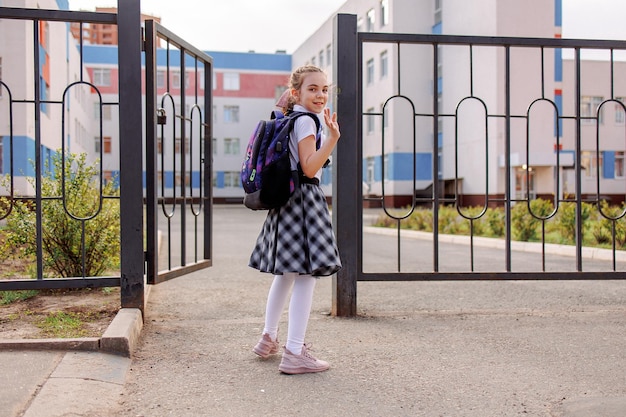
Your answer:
[2,205,626,417]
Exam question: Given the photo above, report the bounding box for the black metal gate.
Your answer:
[332,14,626,316]
[143,20,213,285]
[0,2,212,310]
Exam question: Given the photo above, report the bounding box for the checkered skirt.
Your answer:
[249,183,342,277]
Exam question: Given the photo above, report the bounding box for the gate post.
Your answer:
[332,14,359,317]
[118,0,145,310]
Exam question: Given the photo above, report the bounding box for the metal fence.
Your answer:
[144,20,213,284]
[0,2,212,309]
[332,14,626,316]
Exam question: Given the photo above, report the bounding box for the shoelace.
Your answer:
[301,343,317,359]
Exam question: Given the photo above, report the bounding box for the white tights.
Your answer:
[262,272,317,355]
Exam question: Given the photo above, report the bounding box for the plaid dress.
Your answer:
[249,182,342,277]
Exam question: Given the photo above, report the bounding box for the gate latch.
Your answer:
[157,108,167,125]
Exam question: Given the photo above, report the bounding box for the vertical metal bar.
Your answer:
[332,13,359,317]
[504,46,512,271]
[118,0,145,309]
[33,20,43,280]
[574,48,583,270]
[432,43,440,272]
[204,61,213,262]
[180,49,187,266]
[144,20,158,284]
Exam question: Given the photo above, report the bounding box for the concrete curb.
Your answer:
[101,308,143,357]
[0,307,143,357]
[364,226,626,262]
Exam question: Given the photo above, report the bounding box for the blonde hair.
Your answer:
[282,65,326,114]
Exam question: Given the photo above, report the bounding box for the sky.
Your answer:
[67,0,626,54]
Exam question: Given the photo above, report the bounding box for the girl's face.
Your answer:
[292,72,329,114]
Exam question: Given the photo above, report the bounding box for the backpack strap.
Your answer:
[287,111,321,138]
[270,110,284,120]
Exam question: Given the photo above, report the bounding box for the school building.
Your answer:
[295,0,626,207]
[1,0,625,206]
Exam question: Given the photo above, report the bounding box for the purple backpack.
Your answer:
[241,110,320,210]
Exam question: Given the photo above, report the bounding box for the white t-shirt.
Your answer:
[289,104,325,181]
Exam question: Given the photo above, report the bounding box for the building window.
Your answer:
[224,172,241,187]
[92,103,112,121]
[581,96,603,124]
[198,70,205,90]
[156,70,165,88]
[326,45,332,67]
[366,107,375,134]
[581,151,602,178]
[615,151,625,178]
[94,136,101,154]
[380,50,388,79]
[212,138,217,154]
[103,136,112,154]
[175,137,190,154]
[275,86,287,104]
[380,0,389,27]
[319,50,324,68]
[224,72,240,90]
[434,0,442,25]
[224,137,240,155]
[92,68,111,86]
[515,167,536,199]
[366,157,375,187]
[311,56,316,67]
[615,97,625,125]
[172,70,181,89]
[366,8,375,32]
[366,59,374,85]
[224,105,240,123]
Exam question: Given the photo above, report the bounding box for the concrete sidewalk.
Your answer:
[3,205,626,417]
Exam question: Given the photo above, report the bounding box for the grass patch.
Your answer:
[0,290,39,305]
[36,311,89,338]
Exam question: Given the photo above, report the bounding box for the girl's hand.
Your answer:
[324,108,340,142]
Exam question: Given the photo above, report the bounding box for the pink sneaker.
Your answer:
[278,344,330,374]
[253,333,279,358]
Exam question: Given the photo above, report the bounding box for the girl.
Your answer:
[249,65,342,374]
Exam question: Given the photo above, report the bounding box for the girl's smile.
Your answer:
[292,72,329,113]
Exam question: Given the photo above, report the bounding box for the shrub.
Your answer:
[511,199,554,241]
[0,152,120,277]
[592,201,626,248]
[438,205,462,234]
[554,201,593,244]
[485,207,505,237]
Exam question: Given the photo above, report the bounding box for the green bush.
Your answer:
[510,199,554,241]
[485,207,505,237]
[371,199,626,251]
[0,152,120,277]
[592,201,626,248]
[438,205,462,234]
[553,201,593,244]
[405,207,433,231]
